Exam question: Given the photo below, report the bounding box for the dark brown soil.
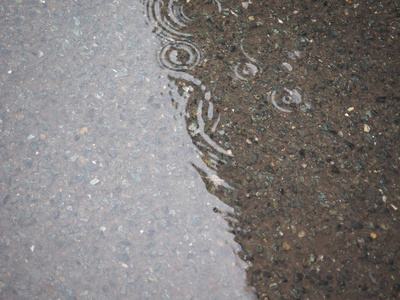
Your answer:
[177,0,400,299]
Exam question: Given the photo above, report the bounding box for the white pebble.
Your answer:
[282,62,293,71]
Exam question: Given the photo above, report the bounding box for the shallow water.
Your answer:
[0,1,255,299]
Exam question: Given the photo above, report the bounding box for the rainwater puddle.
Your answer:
[0,1,255,299]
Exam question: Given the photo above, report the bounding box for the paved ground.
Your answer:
[1,0,399,299]
[0,1,255,299]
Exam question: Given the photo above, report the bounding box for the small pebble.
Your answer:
[90,178,100,185]
[282,62,293,71]
[269,283,278,290]
[282,242,291,250]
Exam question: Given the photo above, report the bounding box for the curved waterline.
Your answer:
[0,0,258,298]
[140,1,257,297]
[143,0,234,170]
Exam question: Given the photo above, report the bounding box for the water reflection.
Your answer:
[232,42,311,113]
[143,0,192,41]
[233,41,262,81]
[143,0,201,71]
[158,41,201,71]
[143,0,234,189]
[0,0,254,299]
[267,87,312,113]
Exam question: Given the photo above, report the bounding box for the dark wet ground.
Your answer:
[1,0,400,299]
[177,0,400,299]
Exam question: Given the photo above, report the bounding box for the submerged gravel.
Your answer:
[177,0,400,299]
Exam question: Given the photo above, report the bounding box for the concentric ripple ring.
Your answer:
[267,87,312,113]
[158,41,201,71]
